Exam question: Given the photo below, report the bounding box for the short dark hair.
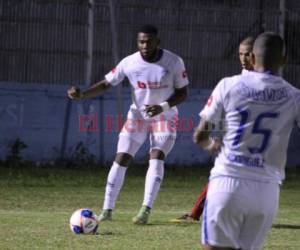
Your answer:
[253,32,285,66]
[240,36,255,48]
[138,24,158,36]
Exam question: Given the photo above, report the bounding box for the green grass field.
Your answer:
[0,164,299,250]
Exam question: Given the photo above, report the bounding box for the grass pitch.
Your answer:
[0,164,299,250]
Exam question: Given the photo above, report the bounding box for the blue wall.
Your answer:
[0,82,299,166]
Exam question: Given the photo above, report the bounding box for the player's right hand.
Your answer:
[201,137,222,155]
[209,137,222,154]
[67,86,82,100]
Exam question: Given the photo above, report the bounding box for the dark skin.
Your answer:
[137,32,161,62]
[68,32,187,166]
[136,32,187,118]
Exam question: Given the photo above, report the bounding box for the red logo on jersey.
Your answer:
[112,67,117,73]
[137,81,167,89]
[182,70,187,78]
[137,81,147,89]
[206,96,213,107]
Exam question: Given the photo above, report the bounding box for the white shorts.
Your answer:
[117,107,178,157]
[201,176,279,250]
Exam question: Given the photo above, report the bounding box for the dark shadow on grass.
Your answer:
[146,223,300,229]
[272,224,300,229]
[135,221,199,227]
[144,223,300,229]
[99,231,114,235]
[98,230,123,236]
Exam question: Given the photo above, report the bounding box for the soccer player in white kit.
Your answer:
[172,36,255,223]
[67,24,189,224]
[194,32,300,249]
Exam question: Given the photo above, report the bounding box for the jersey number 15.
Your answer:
[232,109,279,154]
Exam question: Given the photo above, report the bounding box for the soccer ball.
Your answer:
[69,208,98,234]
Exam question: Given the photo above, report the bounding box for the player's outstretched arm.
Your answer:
[67,79,111,100]
[145,86,188,117]
[193,119,221,154]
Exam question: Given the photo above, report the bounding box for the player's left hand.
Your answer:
[145,105,163,117]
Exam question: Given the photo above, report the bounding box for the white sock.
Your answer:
[103,162,127,210]
[143,159,164,208]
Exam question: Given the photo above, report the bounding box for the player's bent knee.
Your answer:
[115,153,133,166]
[149,149,165,160]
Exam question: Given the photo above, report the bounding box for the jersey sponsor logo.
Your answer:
[238,83,288,102]
[182,70,187,78]
[206,96,213,107]
[137,81,168,89]
[137,81,147,89]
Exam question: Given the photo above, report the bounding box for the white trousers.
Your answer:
[117,107,178,156]
[202,176,279,250]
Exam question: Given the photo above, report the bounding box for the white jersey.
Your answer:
[105,49,189,110]
[200,70,300,184]
[241,69,249,74]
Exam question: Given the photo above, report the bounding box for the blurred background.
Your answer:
[0,0,299,166]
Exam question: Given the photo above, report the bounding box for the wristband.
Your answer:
[159,101,170,112]
[203,137,214,151]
